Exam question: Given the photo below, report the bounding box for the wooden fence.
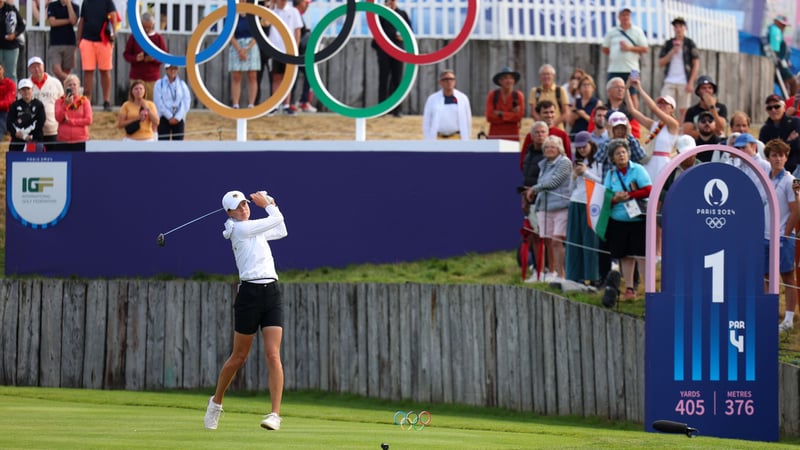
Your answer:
[0,279,798,436]
[15,31,774,126]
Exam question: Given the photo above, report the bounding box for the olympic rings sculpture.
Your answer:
[393,410,432,431]
[129,0,480,120]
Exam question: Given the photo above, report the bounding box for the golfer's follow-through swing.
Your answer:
[203,190,289,431]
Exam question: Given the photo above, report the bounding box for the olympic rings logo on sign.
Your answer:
[129,0,479,120]
[393,410,431,431]
[705,217,726,229]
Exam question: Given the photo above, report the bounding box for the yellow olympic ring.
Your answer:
[186,3,298,120]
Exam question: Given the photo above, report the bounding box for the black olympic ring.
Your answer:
[705,217,726,229]
[393,410,432,431]
[246,0,357,65]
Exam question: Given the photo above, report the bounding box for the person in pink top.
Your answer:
[54,74,92,151]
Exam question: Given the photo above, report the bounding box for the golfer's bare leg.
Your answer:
[262,325,283,414]
[213,332,255,404]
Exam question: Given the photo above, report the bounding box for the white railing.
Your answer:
[20,0,738,52]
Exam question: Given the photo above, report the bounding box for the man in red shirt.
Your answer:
[519,100,572,168]
[485,67,525,141]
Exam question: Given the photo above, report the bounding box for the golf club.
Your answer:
[651,420,698,437]
[157,207,224,247]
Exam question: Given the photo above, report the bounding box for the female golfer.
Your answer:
[204,190,288,431]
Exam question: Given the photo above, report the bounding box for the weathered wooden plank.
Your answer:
[1,280,17,385]
[83,281,107,389]
[606,312,625,420]
[387,284,401,400]
[40,279,64,387]
[592,308,610,418]
[212,282,233,385]
[579,303,597,417]
[495,285,517,410]
[780,363,800,436]
[482,285,498,408]
[399,283,412,401]
[305,283,320,391]
[366,284,380,398]
[413,283,431,402]
[182,281,201,389]
[60,281,87,388]
[447,285,464,404]
[437,285,454,403]
[553,296,571,415]
[125,280,148,390]
[566,301,584,416]
[466,285,486,406]
[337,284,357,394]
[621,315,639,422]
[279,282,295,391]
[327,283,342,393]
[429,284,445,403]
[530,289,546,415]
[316,283,329,391]
[104,280,128,389]
[356,283,368,397]
[293,283,312,390]
[145,282,166,390]
[17,280,42,387]
[199,282,219,388]
[163,281,184,389]
[540,292,557,415]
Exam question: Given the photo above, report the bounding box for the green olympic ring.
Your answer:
[305,2,418,119]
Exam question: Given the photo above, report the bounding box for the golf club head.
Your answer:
[157,233,165,247]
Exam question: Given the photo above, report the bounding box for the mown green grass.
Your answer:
[1,387,798,449]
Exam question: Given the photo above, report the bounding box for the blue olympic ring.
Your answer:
[128,0,238,67]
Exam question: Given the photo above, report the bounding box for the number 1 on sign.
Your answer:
[704,249,724,303]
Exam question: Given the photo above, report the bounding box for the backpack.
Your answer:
[534,86,564,113]
[492,89,519,110]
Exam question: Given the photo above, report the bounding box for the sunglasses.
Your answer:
[440,77,455,81]
[766,104,782,111]
[698,117,714,124]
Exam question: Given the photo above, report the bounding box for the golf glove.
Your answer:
[222,219,234,239]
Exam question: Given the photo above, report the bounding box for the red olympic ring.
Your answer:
[365,0,479,65]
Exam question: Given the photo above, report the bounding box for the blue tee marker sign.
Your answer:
[645,146,779,442]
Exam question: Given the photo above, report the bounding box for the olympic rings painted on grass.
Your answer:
[128,0,238,67]
[393,410,431,431]
[365,0,478,65]
[246,0,357,66]
[186,3,298,120]
[305,2,417,119]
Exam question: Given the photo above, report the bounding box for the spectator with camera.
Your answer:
[54,74,91,151]
[7,78,44,151]
[118,79,158,141]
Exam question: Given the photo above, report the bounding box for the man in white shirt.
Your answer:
[602,7,648,109]
[27,56,64,144]
[205,190,289,431]
[422,69,471,140]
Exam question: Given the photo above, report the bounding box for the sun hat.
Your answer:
[17,78,33,89]
[733,133,758,148]
[222,190,250,211]
[27,56,43,67]
[492,67,521,86]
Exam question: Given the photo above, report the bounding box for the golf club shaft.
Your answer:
[162,208,224,236]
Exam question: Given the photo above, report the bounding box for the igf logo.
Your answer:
[22,177,54,192]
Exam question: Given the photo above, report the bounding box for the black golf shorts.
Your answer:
[234,281,283,334]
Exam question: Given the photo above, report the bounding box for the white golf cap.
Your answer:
[17,78,33,90]
[222,190,249,210]
[27,56,43,67]
[608,111,629,127]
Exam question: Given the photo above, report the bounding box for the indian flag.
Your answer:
[585,178,612,241]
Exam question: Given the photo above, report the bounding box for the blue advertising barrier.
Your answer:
[645,145,780,441]
[6,150,520,278]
